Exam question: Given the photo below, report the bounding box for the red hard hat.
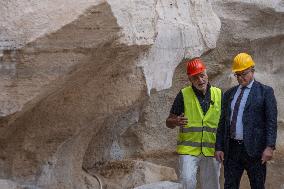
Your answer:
[186,58,206,76]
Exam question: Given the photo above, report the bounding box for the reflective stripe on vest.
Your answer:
[180,126,217,133]
[177,86,221,156]
[177,141,215,148]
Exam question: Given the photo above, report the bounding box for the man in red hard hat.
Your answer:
[166,57,222,189]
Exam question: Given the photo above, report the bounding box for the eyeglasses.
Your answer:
[234,69,252,78]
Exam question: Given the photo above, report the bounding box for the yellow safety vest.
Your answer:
[177,86,221,156]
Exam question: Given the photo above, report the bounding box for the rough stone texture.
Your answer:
[91,160,177,189]
[0,0,104,49]
[1,2,147,189]
[0,179,20,189]
[0,0,221,117]
[0,0,283,189]
[134,181,182,189]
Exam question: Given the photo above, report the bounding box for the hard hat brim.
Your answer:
[188,68,206,76]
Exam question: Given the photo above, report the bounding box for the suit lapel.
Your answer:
[244,81,257,110]
[227,86,238,118]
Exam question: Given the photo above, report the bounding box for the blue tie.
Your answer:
[230,87,246,138]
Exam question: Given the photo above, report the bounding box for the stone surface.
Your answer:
[92,160,177,189]
[0,0,283,189]
[134,181,182,189]
[0,179,19,189]
[0,0,104,49]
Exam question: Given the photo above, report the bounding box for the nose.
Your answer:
[196,76,203,82]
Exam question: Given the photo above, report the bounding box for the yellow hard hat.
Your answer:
[232,53,255,72]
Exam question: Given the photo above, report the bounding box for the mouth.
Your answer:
[198,83,206,87]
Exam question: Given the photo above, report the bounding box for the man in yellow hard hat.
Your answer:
[215,53,278,189]
[166,58,222,189]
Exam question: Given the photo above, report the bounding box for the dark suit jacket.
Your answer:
[215,80,277,158]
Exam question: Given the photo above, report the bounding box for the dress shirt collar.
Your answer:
[239,79,254,90]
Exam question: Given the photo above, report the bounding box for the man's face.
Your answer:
[234,67,254,86]
[188,71,208,92]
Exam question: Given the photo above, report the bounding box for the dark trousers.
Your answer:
[224,139,266,189]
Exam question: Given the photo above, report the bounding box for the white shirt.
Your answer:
[230,79,254,140]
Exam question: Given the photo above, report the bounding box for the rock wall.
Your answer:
[0,0,283,189]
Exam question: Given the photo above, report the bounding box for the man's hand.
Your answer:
[166,113,188,129]
[215,151,224,163]
[175,113,188,126]
[261,147,274,164]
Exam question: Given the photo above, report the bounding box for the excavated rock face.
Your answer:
[92,160,177,189]
[0,0,283,189]
[134,181,182,189]
[1,2,148,189]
